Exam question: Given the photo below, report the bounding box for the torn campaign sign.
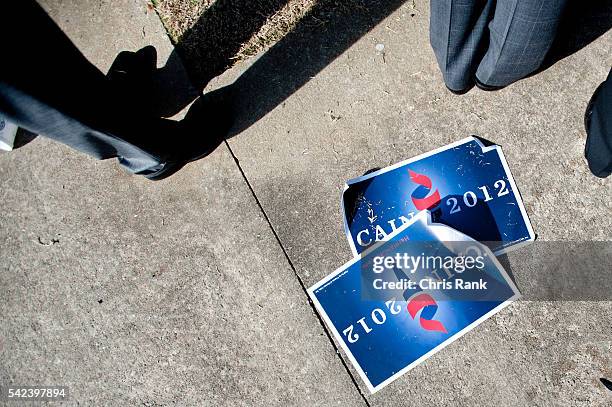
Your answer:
[308,211,520,393]
[342,136,535,256]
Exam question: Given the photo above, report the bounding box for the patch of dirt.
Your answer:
[153,0,318,84]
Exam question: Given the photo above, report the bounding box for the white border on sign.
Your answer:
[339,136,536,257]
[308,211,522,394]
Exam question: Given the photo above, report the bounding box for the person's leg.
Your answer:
[475,0,568,88]
[584,69,612,178]
[0,1,170,175]
[429,0,495,93]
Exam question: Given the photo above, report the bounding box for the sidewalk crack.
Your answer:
[224,141,371,406]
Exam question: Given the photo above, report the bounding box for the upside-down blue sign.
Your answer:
[308,211,520,393]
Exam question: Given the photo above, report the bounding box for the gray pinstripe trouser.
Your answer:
[430,0,568,91]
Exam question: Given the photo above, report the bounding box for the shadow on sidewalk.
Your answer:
[216,0,407,138]
[154,0,611,140]
[174,0,292,89]
[154,0,408,128]
[11,1,611,165]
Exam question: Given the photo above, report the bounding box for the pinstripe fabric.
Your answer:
[430,0,494,91]
[431,0,568,89]
[0,1,168,174]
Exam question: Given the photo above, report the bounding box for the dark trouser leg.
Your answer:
[585,69,612,178]
[429,0,494,92]
[0,1,168,174]
[475,0,568,87]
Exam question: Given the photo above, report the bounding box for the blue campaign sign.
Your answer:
[342,136,535,256]
[309,211,520,393]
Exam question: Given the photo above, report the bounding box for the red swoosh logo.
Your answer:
[407,293,447,333]
[409,169,441,210]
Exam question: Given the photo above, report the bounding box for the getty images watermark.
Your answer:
[359,240,612,302]
[371,251,488,291]
[358,240,502,302]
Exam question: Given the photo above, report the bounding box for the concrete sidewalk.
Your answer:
[208,0,611,405]
[0,1,363,405]
[1,0,611,406]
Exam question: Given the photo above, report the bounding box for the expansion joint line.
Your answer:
[224,141,372,407]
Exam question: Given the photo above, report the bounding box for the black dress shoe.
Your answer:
[107,46,158,117]
[474,76,506,91]
[584,82,602,134]
[446,82,474,95]
[144,86,234,181]
[583,81,611,178]
[143,127,224,181]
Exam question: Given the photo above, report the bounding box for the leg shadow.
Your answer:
[133,0,610,130]
[175,0,293,90]
[201,0,408,138]
[117,0,293,118]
